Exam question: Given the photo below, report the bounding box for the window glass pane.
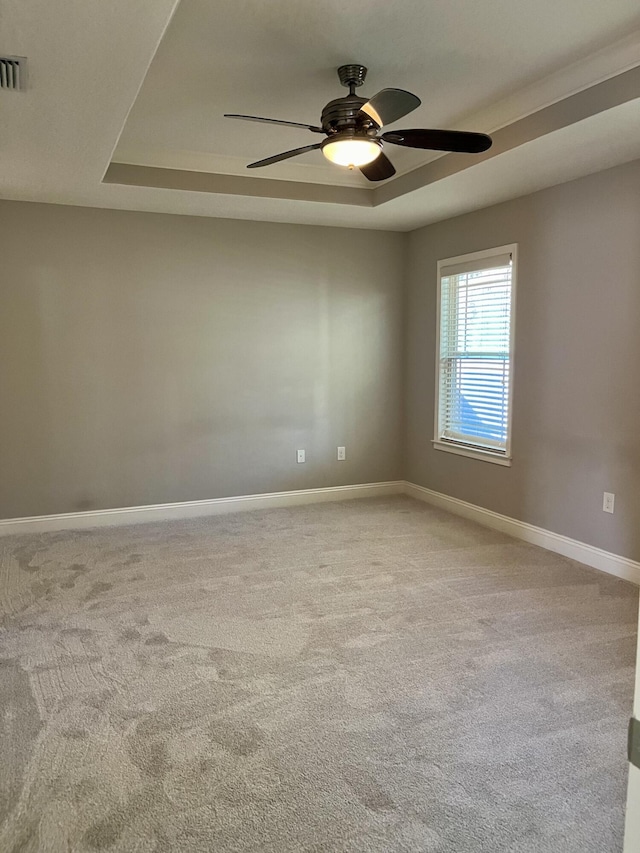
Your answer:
[437,252,514,455]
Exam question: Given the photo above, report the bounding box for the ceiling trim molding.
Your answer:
[104,163,373,206]
[465,26,640,133]
[102,0,182,180]
[374,64,640,205]
[390,28,640,179]
[109,148,365,188]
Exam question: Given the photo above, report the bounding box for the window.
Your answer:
[434,245,517,466]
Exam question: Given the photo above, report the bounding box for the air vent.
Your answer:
[0,56,27,91]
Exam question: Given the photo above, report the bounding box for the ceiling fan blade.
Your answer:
[247,142,323,169]
[359,89,421,127]
[360,152,396,182]
[382,128,492,153]
[224,114,324,134]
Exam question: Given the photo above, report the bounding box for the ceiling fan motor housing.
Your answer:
[322,64,378,135]
[321,98,381,141]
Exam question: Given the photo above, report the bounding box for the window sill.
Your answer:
[432,440,512,467]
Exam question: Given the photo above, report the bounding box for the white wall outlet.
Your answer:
[603,492,615,513]
[296,449,306,464]
[337,446,346,461]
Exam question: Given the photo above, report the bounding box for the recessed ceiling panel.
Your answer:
[114,0,640,182]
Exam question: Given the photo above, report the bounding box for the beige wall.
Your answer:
[3,161,640,562]
[0,202,405,518]
[405,160,640,562]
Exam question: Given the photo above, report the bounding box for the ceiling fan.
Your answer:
[225,64,492,182]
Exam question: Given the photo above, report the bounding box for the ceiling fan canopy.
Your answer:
[225,64,492,182]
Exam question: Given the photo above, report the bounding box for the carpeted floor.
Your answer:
[0,495,637,852]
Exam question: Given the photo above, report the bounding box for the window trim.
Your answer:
[433,244,518,467]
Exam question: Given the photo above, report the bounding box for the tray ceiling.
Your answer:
[1,0,640,230]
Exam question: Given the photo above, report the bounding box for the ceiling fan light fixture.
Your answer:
[322,135,381,168]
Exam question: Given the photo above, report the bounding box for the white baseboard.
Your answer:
[0,481,405,536]
[2,479,637,587]
[404,481,640,586]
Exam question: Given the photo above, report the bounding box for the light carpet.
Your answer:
[0,495,637,852]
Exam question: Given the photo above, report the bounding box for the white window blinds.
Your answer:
[436,248,515,458]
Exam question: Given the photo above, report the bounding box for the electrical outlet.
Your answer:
[337,446,346,461]
[296,449,306,464]
[603,492,615,514]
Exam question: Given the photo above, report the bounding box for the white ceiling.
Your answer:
[1,0,640,231]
